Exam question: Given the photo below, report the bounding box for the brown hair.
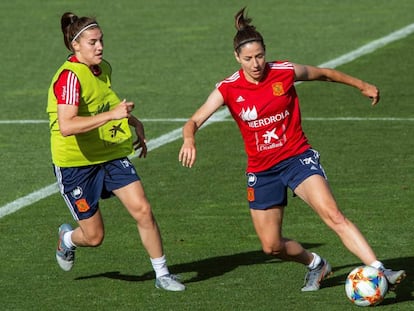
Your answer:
[233,7,265,54]
[60,12,100,51]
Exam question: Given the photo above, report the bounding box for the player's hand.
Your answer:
[179,141,196,168]
[361,83,380,106]
[112,99,135,119]
[130,117,147,158]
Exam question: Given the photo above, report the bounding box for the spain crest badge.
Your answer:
[272,82,284,96]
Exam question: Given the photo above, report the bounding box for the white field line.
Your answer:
[1,23,414,219]
[304,117,414,121]
[1,116,414,124]
[0,113,414,125]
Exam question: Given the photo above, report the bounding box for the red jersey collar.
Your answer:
[67,55,102,76]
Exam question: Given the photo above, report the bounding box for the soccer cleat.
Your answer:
[155,274,186,291]
[301,258,332,292]
[382,268,406,291]
[56,224,75,271]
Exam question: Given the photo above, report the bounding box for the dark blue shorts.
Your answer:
[54,158,140,221]
[246,149,327,210]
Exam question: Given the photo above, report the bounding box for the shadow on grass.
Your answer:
[75,249,281,283]
[75,247,413,304]
[75,242,322,283]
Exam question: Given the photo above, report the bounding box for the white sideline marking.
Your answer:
[318,23,414,69]
[1,116,413,124]
[1,23,414,219]
[0,120,49,124]
[0,113,414,124]
[304,117,414,121]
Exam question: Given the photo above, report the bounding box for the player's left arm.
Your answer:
[293,63,380,106]
[128,115,147,158]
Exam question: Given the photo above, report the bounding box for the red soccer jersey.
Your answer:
[54,55,81,106]
[217,61,311,173]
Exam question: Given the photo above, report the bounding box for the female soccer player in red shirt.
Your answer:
[179,7,405,292]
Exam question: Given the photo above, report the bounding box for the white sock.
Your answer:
[369,260,384,270]
[63,230,76,249]
[150,255,169,278]
[308,252,322,269]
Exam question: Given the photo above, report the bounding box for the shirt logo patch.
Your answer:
[239,106,258,121]
[262,128,279,144]
[272,82,284,96]
[109,122,126,138]
[247,187,255,202]
[75,198,90,213]
[236,95,245,102]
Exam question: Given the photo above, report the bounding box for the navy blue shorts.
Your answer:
[54,158,140,221]
[246,149,327,210]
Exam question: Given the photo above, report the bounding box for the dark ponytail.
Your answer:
[233,7,265,53]
[60,12,99,52]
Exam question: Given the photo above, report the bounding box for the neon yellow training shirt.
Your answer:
[47,59,133,167]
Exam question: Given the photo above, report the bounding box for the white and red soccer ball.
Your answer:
[345,265,388,307]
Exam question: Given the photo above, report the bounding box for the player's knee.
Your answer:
[84,231,104,247]
[132,202,153,223]
[328,208,346,226]
[262,241,284,256]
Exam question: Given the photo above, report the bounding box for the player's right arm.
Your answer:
[54,70,134,136]
[179,88,224,168]
[57,100,133,136]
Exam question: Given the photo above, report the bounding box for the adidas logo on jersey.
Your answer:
[236,95,245,102]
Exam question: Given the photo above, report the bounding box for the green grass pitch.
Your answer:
[0,1,413,310]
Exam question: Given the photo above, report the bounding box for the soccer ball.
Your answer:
[345,265,388,307]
